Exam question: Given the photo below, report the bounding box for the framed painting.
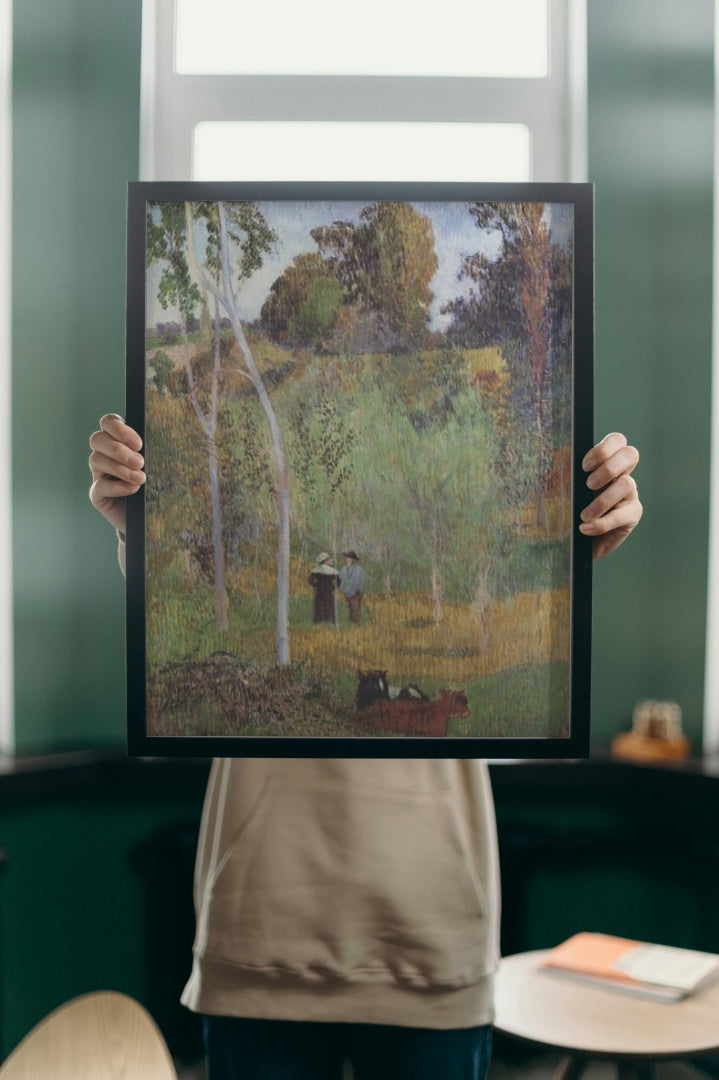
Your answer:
[126,181,593,758]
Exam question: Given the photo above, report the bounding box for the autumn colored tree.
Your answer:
[311,201,438,348]
[444,202,571,523]
[358,201,438,344]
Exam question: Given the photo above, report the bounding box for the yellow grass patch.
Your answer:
[236,588,570,685]
[514,497,571,538]
[463,347,507,379]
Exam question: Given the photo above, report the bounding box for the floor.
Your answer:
[488,1040,719,1080]
[174,1042,719,1079]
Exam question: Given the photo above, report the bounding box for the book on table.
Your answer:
[539,932,719,1002]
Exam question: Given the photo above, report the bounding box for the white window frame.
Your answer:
[141,0,587,183]
[0,0,14,752]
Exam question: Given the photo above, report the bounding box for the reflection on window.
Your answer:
[193,121,532,182]
[176,0,548,78]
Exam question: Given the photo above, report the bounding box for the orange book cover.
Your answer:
[540,933,719,1001]
[541,933,641,985]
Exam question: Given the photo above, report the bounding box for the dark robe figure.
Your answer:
[308,552,339,623]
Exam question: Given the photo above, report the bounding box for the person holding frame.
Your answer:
[89,419,641,1080]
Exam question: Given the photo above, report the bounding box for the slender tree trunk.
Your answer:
[253,522,262,603]
[519,207,550,529]
[559,448,568,538]
[532,344,547,527]
[208,303,229,629]
[474,569,491,651]
[182,319,229,631]
[331,507,339,630]
[216,204,291,664]
[534,434,544,527]
[431,526,443,625]
[208,436,229,630]
[431,565,443,626]
[225,336,291,661]
[184,201,291,663]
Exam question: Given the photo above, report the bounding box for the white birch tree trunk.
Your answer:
[431,526,444,625]
[185,202,290,664]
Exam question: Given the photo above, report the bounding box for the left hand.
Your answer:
[88,414,145,535]
[579,433,642,560]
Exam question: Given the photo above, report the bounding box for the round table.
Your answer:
[494,949,719,1079]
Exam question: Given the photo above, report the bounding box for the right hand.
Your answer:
[88,414,146,535]
[579,432,642,560]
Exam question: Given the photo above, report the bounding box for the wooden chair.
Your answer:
[0,991,178,1079]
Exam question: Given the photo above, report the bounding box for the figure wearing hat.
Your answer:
[308,552,339,624]
[339,550,366,624]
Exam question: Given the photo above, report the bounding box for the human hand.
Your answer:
[88,414,145,536]
[580,432,642,560]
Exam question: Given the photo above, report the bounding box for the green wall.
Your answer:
[12,0,142,751]
[10,0,715,751]
[0,787,205,1057]
[587,0,714,748]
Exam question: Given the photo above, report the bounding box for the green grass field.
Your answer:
[145,567,570,739]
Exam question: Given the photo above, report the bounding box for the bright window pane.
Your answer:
[176,0,548,78]
[193,122,531,182]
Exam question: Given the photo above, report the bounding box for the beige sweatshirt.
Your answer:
[180,756,501,1029]
[120,538,501,1029]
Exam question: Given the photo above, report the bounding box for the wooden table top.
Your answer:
[494,949,719,1059]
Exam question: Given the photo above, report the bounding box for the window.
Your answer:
[141,0,587,183]
[192,121,532,182]
[174,0,549,78]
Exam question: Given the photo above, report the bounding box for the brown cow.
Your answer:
[357,689,469,738]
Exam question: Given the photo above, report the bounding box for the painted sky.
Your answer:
[145,200,574,332]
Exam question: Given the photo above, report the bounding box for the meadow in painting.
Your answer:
[142,197,574,740]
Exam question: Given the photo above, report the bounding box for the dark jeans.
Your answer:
[203,1016,493,1080]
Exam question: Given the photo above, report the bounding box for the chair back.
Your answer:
[0,991,178,1079]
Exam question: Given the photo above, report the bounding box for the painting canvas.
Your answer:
[126,181,593,757]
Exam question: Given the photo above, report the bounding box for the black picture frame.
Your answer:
[126,181,593,758]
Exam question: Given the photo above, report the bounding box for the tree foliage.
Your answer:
[147,203,201,325]
[261,252,344,345]
[443,202,572,521]
[310,201,438,348]
[321,361,498,621]
[443,202,571,422]
[146,201,278,632]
